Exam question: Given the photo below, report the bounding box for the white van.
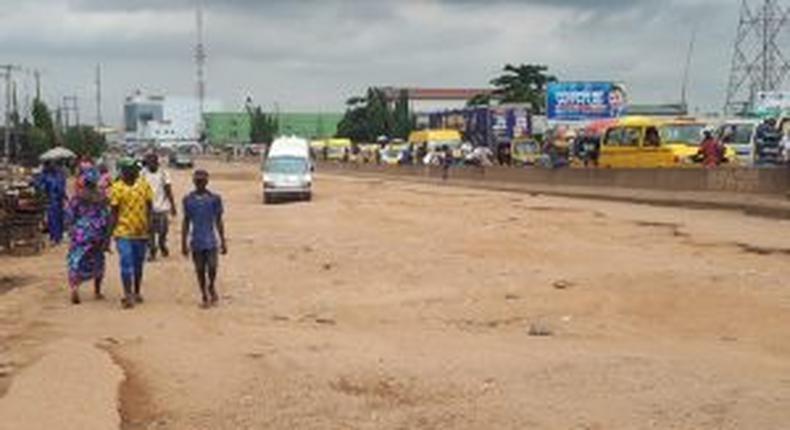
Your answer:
[717,119,760,165]
[262,136,313,204]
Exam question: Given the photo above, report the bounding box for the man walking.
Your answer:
[109,158,153,309]
[142,153,177,261]
[182,170,227,308]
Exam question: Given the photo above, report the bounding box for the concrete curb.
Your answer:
[318,165,790,220]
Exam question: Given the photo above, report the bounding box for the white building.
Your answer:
[124,91,222,149]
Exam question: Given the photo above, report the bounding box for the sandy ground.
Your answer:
[1,159,790,430]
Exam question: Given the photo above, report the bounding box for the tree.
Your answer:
[467,93,493,107]
[63,126,106,158]
[365,88,392,140]
[336,101,371,142]
[26,126,51,162]
[32,98,56,148]
[490,64,557,114]
[336,87,412,142]
[392,89,412,140]
[248,106,279,143]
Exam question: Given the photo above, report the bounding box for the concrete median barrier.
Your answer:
[319,163,789,195]
[317,162,790,218]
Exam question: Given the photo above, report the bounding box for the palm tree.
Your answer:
[490,64,557,114]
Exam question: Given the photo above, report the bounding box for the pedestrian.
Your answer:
[142,153,177,261]
[65,167,112,305]
[97,163,113,196]
[182,170,227,308]
[74,155,95,197]
[36,161,68,245]
[755,118,782,166]
[782,130,790,164]
[416,143,427,165]
[441,145,453,180]
[697,130,724,167]
[108,158,153,309]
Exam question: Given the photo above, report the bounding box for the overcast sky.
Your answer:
[0,0,751,126]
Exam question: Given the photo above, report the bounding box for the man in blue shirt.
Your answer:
[182,170,227,308]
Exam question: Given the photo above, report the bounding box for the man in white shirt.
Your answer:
[142,153,177,261]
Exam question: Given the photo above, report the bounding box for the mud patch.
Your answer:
[735,243,790,256]
[633,220,790,256]
[633,221,689,238]
[524,206,588,214]
[330,375,419,407]
[0,276,34,295]
[102,346,164,430]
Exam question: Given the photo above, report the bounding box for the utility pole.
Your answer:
[62,95,79,130]
[95,63,103,128]
[725,0,790,114]
[1,64,22,164]
[195,2,207,137]
[680,25,699,110]
[34,69,41,100]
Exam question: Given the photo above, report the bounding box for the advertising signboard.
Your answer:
[754,91,790,117]
[546,82,627,121]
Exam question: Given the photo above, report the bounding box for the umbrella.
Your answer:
[39,146,77,162]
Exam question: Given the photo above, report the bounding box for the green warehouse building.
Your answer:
[203,112,344,146]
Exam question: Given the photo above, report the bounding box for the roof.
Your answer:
[269,136,309,157]
[408,129,463,142]
[380,87,493,101]
[615,116,662,127]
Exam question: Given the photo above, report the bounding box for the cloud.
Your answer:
[0,0,749,125]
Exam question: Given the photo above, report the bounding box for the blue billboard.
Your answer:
[546,82,627,121]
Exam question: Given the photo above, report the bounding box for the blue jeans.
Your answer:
[116,238,147,297]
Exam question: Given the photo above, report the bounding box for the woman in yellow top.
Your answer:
[108,158,153,309]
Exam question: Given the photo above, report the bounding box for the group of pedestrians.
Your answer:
[41,154,227,309]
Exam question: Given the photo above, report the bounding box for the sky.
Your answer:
[0,0,754,126]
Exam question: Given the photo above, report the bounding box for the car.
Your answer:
[598,116,737,168]
[169,146,195,169]
[717,119,760,165]
[262,136,313,204]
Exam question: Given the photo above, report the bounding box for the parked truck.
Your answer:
[427,105,531,164]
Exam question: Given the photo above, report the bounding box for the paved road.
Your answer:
[1,160,790,429]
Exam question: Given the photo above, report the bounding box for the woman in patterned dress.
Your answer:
[65,167,112,304]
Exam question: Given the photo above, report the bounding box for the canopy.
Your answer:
[39,146,77,162]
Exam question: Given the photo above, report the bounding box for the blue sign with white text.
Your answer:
[546,82,627,121]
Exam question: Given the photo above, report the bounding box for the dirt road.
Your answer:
[1,160,790,429]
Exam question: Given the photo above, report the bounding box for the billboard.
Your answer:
[546,82,627,121]
[754,91,790,117]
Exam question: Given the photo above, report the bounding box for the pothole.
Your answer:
[0,276,34,296]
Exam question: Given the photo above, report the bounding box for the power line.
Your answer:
[725,0,790,114]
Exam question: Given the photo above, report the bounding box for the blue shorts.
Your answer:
[116,238,147,284]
